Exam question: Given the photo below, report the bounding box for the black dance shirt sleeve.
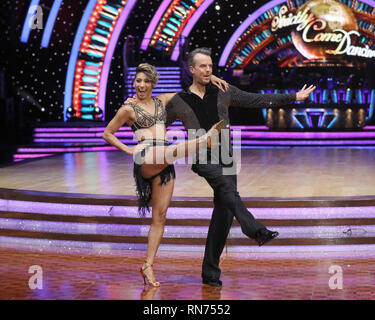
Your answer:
[228,85,296,109]
[165,99,178,128]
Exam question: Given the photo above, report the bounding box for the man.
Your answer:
[165,47,316,287]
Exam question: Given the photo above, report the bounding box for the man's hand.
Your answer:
[211,75,229,92]
[296,84,316,101]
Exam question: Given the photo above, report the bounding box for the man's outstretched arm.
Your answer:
[228,84,316,108]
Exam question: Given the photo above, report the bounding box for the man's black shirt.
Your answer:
[165,83,296,166]
[178,84,220,131]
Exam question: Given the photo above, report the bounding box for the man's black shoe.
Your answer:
[202,278,222,287]
[255,229,279,246]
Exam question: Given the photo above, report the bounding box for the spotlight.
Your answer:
[66,106,76,120]
[215,4,220,10]
[94,106,103,120]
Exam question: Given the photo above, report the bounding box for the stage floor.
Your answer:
[1,148,375,198]
[1,245,374,300]
[1,148,375,300]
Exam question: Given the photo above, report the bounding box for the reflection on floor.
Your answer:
[1,245,374,300]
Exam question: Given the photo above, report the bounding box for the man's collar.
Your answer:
[185,83,217,95]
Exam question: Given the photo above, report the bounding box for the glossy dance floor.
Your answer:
[1,148,375,300]
[1,245,375,300]
[1,148,375,198]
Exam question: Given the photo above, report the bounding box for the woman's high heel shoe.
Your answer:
[206,120,225,149]
[140,262,160,287]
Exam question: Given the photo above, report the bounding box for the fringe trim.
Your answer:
[133,164,176,217]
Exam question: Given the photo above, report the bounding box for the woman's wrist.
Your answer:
[123,145,133,155]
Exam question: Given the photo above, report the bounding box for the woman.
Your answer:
[102,63,227,287]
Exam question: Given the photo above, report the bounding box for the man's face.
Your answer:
[189,53,213,85]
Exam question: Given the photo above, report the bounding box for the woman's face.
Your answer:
[134,72,153,100]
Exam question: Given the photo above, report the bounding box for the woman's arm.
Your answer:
[157,74,228,105]
[157,93,178,107]
[125,74,228,107]
[102,106,135,155]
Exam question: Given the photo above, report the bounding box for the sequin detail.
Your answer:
[130,97,166,131]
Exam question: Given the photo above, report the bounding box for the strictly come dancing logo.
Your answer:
[271,0,375,60]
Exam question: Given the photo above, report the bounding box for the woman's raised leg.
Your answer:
[164,119,224,163]
[140,120,224,179]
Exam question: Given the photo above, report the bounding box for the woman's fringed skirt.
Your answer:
[133,139,175,217]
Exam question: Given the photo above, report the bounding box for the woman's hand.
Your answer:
[211,75,229,92]
[126,142,150,155]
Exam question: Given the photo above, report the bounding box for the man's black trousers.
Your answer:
[192,163,266,280]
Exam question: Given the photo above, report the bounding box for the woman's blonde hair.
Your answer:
[135,63,159,87]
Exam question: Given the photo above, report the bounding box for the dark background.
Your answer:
[1,0,374,163]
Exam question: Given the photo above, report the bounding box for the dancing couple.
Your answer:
[103,48,315,287]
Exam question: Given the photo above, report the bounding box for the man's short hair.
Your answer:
[187,47,212,67]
